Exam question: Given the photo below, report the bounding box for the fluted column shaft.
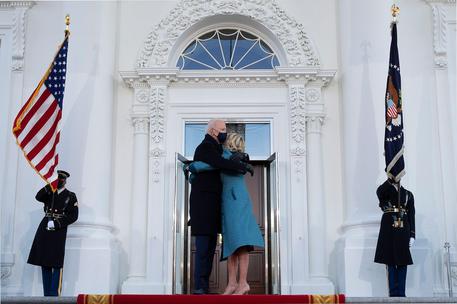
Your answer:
[306,115,326,278]
[127,117,150,279]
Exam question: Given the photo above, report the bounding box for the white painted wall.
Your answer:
[0,0,455,297]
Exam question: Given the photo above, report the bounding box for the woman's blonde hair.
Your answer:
[224,133,245,152]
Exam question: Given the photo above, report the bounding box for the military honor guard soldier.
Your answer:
[27,170,78,296]
[374,178,415,297]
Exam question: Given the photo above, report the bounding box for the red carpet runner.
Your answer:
[77,294,345,304]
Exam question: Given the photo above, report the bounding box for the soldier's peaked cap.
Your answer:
[57,170,70,179]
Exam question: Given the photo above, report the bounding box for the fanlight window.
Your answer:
[177,29,280,70]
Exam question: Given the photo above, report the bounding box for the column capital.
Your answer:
[306,115,325,134]
[132,117,149,134]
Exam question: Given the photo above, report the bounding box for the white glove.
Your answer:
[47,220,55,230]
[409,237,415,247]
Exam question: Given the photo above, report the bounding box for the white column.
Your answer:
[120,74,173,294]
[427,1,457,293]
[59,1,119,294]
[306,115,326,274]
[121,116,150,292]
[285,75,335,294]
[121,79,150,292]
[304,86,334,293]
[0,3,33,295]
[336,0,395,296]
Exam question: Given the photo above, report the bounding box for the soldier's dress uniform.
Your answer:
[27,172,78,296]
[374,179,415,297]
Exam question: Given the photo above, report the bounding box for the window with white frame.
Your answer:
[184,122,271,159]
[177,29,280,70]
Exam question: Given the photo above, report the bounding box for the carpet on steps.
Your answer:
[77,294,346,304]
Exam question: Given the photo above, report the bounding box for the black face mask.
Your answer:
[57,180,65,189]
[217,132,227,143]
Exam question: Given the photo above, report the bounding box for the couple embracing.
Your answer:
[187,119,264,295]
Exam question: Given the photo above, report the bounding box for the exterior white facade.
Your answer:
[0,0,456,297]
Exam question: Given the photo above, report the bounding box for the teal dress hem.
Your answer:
[186,149,265,260]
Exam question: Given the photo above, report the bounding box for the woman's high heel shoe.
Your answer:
[233,284,250,295]
[222,284,238,295]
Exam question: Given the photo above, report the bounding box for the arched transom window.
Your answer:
[177,29,280,70]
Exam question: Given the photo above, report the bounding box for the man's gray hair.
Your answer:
[206,119,224,133]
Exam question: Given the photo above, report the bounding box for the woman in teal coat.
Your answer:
[186,133,264,295]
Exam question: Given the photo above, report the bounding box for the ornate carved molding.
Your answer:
[120,68,336,88]
[149,86,166,145]
[305,115,325,134]
[1,265,12,281]
[431,3,448,68]
[136,0,320,68]
[2,2,35,71]
[293,158,305,183]
[0,1,34,8]
[135,89,149,104]
[1,253,15,281]
[132,117,149,134]
[290,146,306,156]
[289,85,306,156]
[150,147,165,158]
[425,0,456,68]
[305,88,321,103]
[151,159,161,183]
[425,0,455,3]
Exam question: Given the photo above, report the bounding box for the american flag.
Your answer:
[12,36,69,192]
[386,98,398,118]
[384,22,405,182]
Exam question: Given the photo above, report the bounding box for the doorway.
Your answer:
[173,154,280,294]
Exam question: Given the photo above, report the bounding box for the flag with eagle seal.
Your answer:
[384,22,405,182]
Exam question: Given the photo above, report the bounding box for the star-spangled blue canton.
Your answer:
[45,39,68,108]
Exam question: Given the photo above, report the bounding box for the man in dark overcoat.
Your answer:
[27,170,78,296]
[190,119,251,294]
[374,178,415,297]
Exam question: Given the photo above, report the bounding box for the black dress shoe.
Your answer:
[192,288,207,295]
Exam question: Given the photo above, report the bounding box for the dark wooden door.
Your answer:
[189,165,266,294]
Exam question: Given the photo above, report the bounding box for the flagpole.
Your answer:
[48,15,71,229]
[65,14,70,37]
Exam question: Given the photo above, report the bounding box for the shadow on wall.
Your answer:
[62,237,82,296]
[353,40,380,217]
[116,242,129,293]
[20,207,46,296]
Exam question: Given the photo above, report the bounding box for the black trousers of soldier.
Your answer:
[41,266,62,296]
[387,265,407,297]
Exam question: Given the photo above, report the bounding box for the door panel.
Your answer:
[173,153,190,294]
[266,153,281,294]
